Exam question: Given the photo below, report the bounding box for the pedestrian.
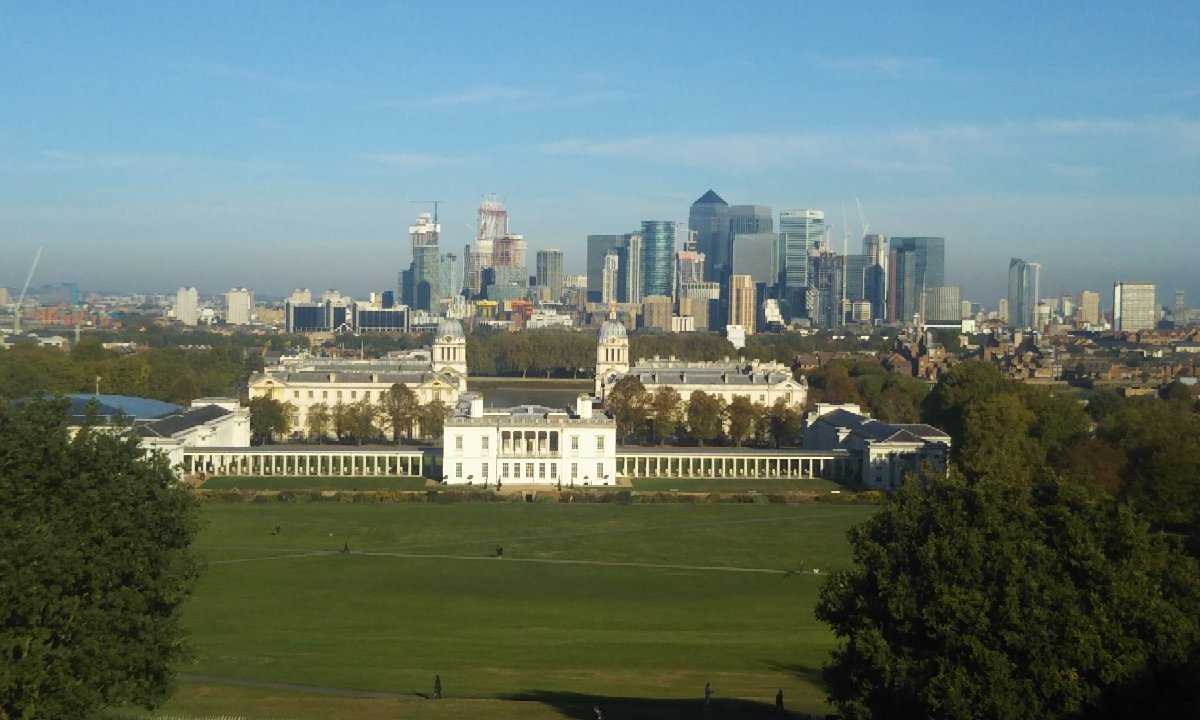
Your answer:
[704,681,712,710]
[592,705,604,719]
[775,688,784,712]
[434,674,442,699]
[341,542,349,554]
[495,544,503,558]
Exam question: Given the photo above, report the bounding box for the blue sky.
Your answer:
[1,1,1198,308]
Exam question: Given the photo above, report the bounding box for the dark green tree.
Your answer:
[817,469,1200,720]
[247,396,293,444]
[305,402,331,443]
[378,383,419,443]
[0,398,201,719]
[419,399,451,440]
[726,396,760,447]
[605,376,650,444]
[685,390,725,446]
[766,398,802,448]
[649,386,683,445]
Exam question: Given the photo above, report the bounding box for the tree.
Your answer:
[686,390,726,446]
[957,393,1041,483]
[726,396,760,447]
[248,396,293,444]
[378,383,419,443]
[419,399,451,440]
[306,402,331,443]
[649,386,683,445]
[0,398,201,719]
[345,397,379,445]
[816,469,1200,720]
[766,398,802,448]
[605,376,650,444]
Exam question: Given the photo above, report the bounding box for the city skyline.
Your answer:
[1,3,1198,304]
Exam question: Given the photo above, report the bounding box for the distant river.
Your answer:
[468,378,592,410]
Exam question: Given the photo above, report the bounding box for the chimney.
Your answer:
[575,394,593,420]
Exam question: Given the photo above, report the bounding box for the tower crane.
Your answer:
[11,247,42,335]
[411,200,445,224]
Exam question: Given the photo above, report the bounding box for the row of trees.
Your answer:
[604,376,805,447]
[802,358,930,423]
[248,384,452,445]
[817,360,1200,719]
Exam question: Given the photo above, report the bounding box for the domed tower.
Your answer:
[595,314,630,398]
[433,318,468,383]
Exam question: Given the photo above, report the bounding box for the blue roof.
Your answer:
[67,394,182,421]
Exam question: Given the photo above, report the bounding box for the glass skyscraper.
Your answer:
[889,236,945,324]
[688,190,729,282]
[1007,258,1041,330]
[640,221,677,299]
[779,209,825,311]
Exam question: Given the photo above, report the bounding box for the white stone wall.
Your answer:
[443,420,617,486]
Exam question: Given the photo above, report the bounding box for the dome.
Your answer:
[437,318,465,339]
[599,318,627,342]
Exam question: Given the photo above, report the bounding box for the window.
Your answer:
[550,464,558,479]
[502,463,510,478]
[759,395,765,403]
[596,436,605,452]
[482,462,489,478]
[322,390,328,399]
[538,463,546,479]
[526,463,534,478]
[337,391,343,399]
[293,391,300,398]
[308,391,313,399]
[571,435,579,451]
[455,462,462,478]
[571,463,578,479]
[596,463,604,480]
[482,436,489,450]
[351,391,357,399]
[455,435,463,450]
[513,463,521,479]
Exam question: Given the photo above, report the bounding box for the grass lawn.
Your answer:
[629,476,847,494]
[200,475,429,491]
[122,502,876,719]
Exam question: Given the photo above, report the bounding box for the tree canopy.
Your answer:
[817,469,1200,720]
[0,398,201,719]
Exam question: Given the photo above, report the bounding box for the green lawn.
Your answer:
[200,475,429,491]
[124,502,876,719]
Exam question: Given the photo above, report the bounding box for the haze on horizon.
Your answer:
[1,2,1198,309]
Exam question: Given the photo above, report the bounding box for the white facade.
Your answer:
[803,404,950,491]
[1114,282,1156,332]
[176,286,199,326]
[225,288,253,325]
[443,394,617,486]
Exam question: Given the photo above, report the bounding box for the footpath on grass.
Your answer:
[178,673,417,700]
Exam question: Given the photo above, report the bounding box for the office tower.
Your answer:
[679,281,721,331]
[641,295,673,332]
[617,233,644,304]
[437,253,459,308]
[404,212,442,311]
[729,205,773,236]
[176,287,199,326]
[1113,282,1156,332]
[923,286,961,324]
[730,233,779,288]
[674,244,705,301]
[535,249,564,302]
[780,210,825,313]
[889,237,945,325]
[997,298,1009,323]
[1007,258,1041,330]
[862,234,887,321]
[601,251,620,305]
[809,248,844,328]
[465,195,508,296]
[844,254,870,308]
[640,221,676,299]
[961,300,973,319]
[493,235,526,268]
[688,190,730,282]
[225,288,253,325]
[1034,302,1052,331]
[410,212,439,247]
[1174,290,1188,325]
[1076,290,1099,325]
[37,283,80,306]
[728,275,757,334]
[289,288,312,305]
[1059,293,1074,319]
[586,234,625,302]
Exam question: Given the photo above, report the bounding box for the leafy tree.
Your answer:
[0,398,201,719]
[331,402,351,441]
[958,393,1041,483]
[922,360,1013,449]
[345,397,379,445]
[248,396,293,444]
[726,396,760,447]
[766,398,802,448]
[1018,385,1089,462]
[378,383,419,443]
[1098,397,1200,526]
[419,399,451,440]
[817,469,1200,720]
[305,402,331,443]
[649,386,683,445]
[605,376,650,444]
[685,390,726,446]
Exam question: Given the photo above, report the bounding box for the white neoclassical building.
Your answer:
[803,404,951,490]
[248,318,469,438]
[594,314,807,407]
[442,393,617,487]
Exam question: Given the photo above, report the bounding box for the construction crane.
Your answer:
[11,246,42,335]
[411,200,445,224]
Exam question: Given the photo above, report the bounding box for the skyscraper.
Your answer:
[1113,282,1156,332]
[780,209,825,313]
[535,249,564,302]
[225,288,253,325]
[729,275,757,334]
[640,221,676,299]
[1174,290,1188,326]
[1076,290,1099,325]
[862,234,887,321]
[176,287,199,326]
[731,233,779,287]
[688,190,730,282]
[617,233,644,304]
[889,237,945,324]
[405,212,441,310]
[601,251,620,305]
[465,195,508,296]
[586,234,625,302]
[1007,258,1041,330]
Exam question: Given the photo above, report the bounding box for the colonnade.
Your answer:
[616,451,848,480]
[500,430,560,455]
[182,448,423,477]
